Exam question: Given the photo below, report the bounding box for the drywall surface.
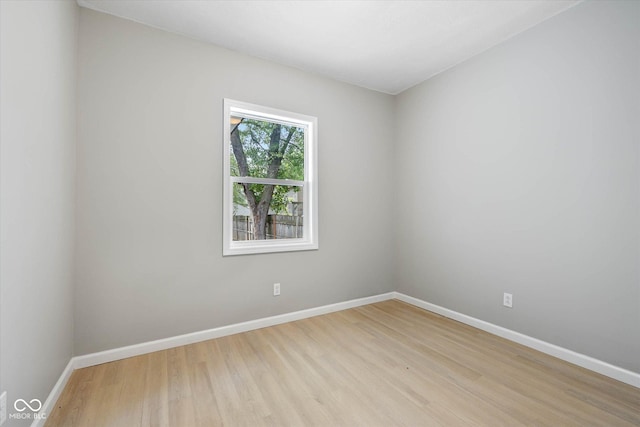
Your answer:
[75,9,395,355]
[0,1,78,425]
[395,0,639,372]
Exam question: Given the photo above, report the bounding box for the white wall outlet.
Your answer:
[503,292,513,308]
[273,283,281,296]
[0,391,7,426]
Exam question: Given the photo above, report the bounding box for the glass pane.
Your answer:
[230,116,304,181]
[232,183,304,241]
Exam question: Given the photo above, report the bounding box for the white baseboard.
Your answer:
[392,292,640,388]
[31,359,75,427]
[73,292,395,369]
[37,289,638,421]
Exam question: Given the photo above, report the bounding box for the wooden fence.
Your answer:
[233,215,303,240]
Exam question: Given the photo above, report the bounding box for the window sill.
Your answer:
[223,239,318,256]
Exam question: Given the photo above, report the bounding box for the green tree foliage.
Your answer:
[230,117,304,239]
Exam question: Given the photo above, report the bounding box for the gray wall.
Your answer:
[395,0,640,372]
[0,1,78,425]
[75,9,396,355]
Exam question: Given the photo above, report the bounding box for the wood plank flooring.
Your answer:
[45,300,640,426]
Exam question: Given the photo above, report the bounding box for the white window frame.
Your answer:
[223,99,318,256]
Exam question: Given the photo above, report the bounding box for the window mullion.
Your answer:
[231,176,305,187]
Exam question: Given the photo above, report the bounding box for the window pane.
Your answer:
[232,183,304,241]
[230,116,304,181]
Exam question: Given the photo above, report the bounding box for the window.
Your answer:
[223,99,318,256]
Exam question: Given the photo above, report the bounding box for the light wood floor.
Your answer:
[46,300,639,426]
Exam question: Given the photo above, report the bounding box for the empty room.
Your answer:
[1,0,638,426]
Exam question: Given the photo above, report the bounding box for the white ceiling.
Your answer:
[77,0,581,95]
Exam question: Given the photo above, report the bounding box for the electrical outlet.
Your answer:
[503,293,513,308]
[1,391,7,426]
[273,283,281,296]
